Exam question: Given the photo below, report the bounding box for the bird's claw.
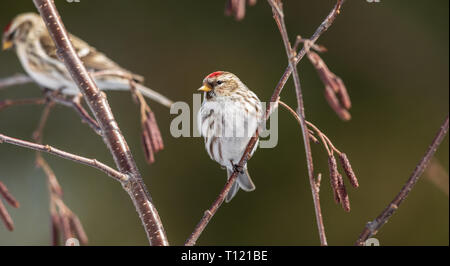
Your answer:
[232,163,244,174]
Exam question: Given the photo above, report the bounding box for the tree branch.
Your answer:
[0,97,47,111]
[0,133,128,183]
[277,99,329,241]
[272,0,344,113]
[185,0,344,246]
[267,0,345,246]
[49,94,101,135]
[33,0,168,245]
[355,115,449,246]
[0,92,101,135]
[185,133,259,246]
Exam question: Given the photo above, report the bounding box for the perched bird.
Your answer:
[198,71,263,202]
[2,12,172,107]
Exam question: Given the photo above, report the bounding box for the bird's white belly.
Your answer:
[16,45,77,93]
[15,45,129,95]
[199,100,259,169]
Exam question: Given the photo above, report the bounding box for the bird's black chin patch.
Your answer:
[206,90,215,100]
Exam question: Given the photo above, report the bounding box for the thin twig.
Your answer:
[277,98,330,236]
[279,100,332,155]
[0,98,47,111]
[185,133,259,246]
[32,100,54,142]
[32,102,88,245]
[268,0,329,246]
[278,101,329,154]
[128,80,164,164]
[185,0,344,246]
[94,71,166,163]
[49,93,101,135]
[355,115,449,246]
[279,99,356,212]
[0,133,128,183]
[272,0,344,114]
[92,70,174,108]
[33,0,168,245]
[0,93,101,135]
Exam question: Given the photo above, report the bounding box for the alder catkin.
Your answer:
[328,155,340,204]
[339,153,359,188]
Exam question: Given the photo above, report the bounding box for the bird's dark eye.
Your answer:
[216,80,223,85]
[9,30,16,40]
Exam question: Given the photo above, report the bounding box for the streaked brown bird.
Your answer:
[2,12,172,107]
[197,71,263,202]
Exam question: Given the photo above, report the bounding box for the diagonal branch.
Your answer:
[278,99,329,239]
[272,0,344,114]
[268,0,337,246]
[356,115,449,246]
[0,133,128,183]
[0,93,101,135]
[33,0,168,245]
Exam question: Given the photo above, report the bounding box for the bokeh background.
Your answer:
[0,0,448,246]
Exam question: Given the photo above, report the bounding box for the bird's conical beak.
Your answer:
[2,40,13,51]
[198,85,212,92]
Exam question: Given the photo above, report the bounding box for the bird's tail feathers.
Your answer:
[94,76,173,108]
[134,83,174,108]
[225,167,256,203]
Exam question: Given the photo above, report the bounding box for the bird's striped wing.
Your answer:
[39,33,144,82]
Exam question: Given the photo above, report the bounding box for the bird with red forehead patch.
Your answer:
[197,71,263,202]
[1,12,172,107]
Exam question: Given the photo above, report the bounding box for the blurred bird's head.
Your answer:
[2,13,43,51]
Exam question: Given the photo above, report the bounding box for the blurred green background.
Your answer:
[0,0,448,246]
